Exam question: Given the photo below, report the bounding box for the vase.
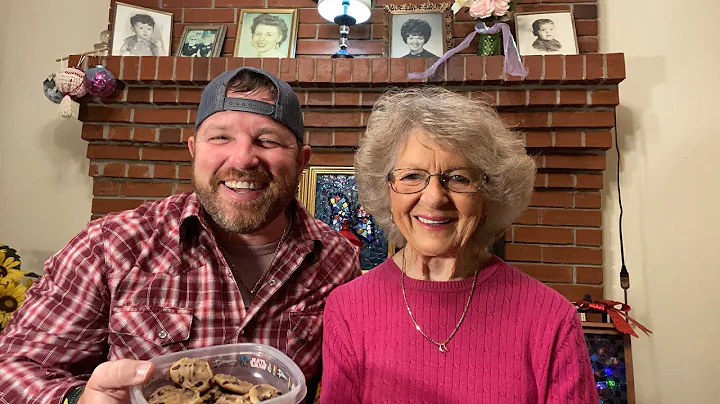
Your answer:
[477,32,502,56]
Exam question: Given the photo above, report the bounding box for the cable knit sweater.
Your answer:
[320,256,598,404]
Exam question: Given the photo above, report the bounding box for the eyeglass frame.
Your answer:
[386,167,489,195]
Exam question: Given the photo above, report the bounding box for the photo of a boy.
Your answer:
[120,14,165,56]
[180,30,210,57]
[531,18,562,53]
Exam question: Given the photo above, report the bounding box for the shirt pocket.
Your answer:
[286,310,323,370]
[108,305,193,356]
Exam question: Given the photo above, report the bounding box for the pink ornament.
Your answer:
[55,67,88,99]
[84,65,117,98]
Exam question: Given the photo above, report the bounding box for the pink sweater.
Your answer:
[320,256,598,403]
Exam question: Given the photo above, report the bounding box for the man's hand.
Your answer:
[78,359,154,404]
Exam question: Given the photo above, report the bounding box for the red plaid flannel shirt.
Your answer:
[0,192,359,404]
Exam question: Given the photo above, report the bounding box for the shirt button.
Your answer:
[158,331,168,339]
[268,279,276,286]
[240,330,245,335]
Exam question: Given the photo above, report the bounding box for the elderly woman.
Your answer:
[320,87,597,403]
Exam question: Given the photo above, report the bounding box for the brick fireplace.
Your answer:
[72,0,623,303]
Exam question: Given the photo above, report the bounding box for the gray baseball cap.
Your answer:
[195,67,303,141]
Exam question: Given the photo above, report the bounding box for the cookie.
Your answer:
[248,384,280,403]
[200,386,222,403]
[213,374,254,395]
[148,386,202,404]
[167,357,214,393]
[215,393,251,404]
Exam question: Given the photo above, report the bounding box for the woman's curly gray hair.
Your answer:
[355,86,536,250]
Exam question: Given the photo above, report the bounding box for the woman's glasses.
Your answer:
[387,168,487,194]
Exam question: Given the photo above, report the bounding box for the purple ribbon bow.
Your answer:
[408,20,528,80]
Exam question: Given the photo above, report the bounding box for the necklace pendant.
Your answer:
[439,343,449,353]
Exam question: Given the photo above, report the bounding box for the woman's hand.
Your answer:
[78,359,154,404]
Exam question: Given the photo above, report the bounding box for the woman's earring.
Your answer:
[390,210,394,223]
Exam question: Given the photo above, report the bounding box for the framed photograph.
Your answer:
[515,11,579,56]
[299,167,394,272]
[234,9,298,58]
[383,3,453,59]
[176,25,226,57]
[110,2,173,56]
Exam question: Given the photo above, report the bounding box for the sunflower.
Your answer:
[0,246,25,283]
[0,280,29,328]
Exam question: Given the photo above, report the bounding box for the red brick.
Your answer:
[501,112,549,129]
[279,58,298,83]
[371,58,389,84]
[543,246,602,265]
[159,128,183,143]
[87,144,140,160]
[389,59,407,83]
[528,90,557,106]
[174,57,193,84]
[540,209,601,226]
[133,127,157,143]
[525,132,552,147]
[515,208,540,224]
[92,198,145,214]
[307,131,333,146]
[576,228,602,246]
[93,180,120,196]
[585,54,604,81]
[334,92,360,107]
[127,163,151,178]
[306,92,333,106]
[543,55,563,83]
[584,131,613,149]
[591,89,620,106]
[178,88,202,104]
[261,58,280,77]
[176,182,195,194]
[133,108,189,124]
[361,92,381,107]
[209,57,228,80]
[559,90,588,106]
[154,164,177,179]
[214,0,263,6]
[333,59,352,84]
[184,8,235,23]
[484,55,504,83]
[178,165,192,180]
[551,111,615,128]
[314,58,333,86]
[606,53,626,84]
[89,163,101,177]
[295,39,382,56]
[181,128,194,143]
[121,182,174,197]
[79,106,132,123]
[298,23,317,39]
[513,226,574,244]
[513,263,573,283]
[564,54,584,83]
[139,56,158,82]
[575,20,598,36]
[103,162,127,177]
[191,57,210,82]
[107,126,132,141]
[153,88,178,104]
[575,266,603,285]
[574,192,602,209]
[82,125,105,141]
[126,88,152,103]
[141,146,192,162]
[576,174,603,189]
[157,57,175,83]
[574,4,598,19]
[297,58,315,85]
[554,132,583,147]
[308,152,354,166]
[446,55,464,83]
[304,112,362,127]
[545,155,605,170]
[334,131,359,146]
[504,244,542,261]
[523,56,542,82]
[530,191,573,207]
[122,56,140,81]
[498,90,526,107]
[317,24,369,39]
[578,36,599,53]
[162,0,212,7]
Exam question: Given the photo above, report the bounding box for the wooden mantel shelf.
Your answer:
[69,53,626,87]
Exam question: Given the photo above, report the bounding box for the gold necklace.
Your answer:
[400,251,479,353]
[220,220,290,299]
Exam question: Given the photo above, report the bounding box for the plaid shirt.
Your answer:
[0,192,359,404]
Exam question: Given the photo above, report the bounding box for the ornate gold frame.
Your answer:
[382,3,454,58]
[299,166,395,264]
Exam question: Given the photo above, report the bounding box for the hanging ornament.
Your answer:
[54,67,87,118]
[42,73,64,104]
[84,65,116,98]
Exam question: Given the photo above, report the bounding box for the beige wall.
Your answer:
[0,0,106,270]
[600,0,720,403]
[0,0,718,402]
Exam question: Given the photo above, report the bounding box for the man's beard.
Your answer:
[193,164,300,234]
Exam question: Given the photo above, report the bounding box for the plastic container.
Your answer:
[129,343,307,404]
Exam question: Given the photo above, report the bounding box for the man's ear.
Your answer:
[187,135,195,158]
[298,145,312,171]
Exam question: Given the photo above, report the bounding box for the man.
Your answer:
[0,67,360,403]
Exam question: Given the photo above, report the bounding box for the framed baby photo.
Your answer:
[514,11,579,56]
[299,166,394,272]
[234,9,299,58]
[176,25,226,57]
[383,3,453,59]
[110,2,173,56]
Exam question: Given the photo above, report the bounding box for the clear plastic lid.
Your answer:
[129,343,307,404]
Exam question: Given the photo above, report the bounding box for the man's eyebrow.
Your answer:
[204,124,230,132]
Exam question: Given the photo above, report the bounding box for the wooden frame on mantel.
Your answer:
[383,3,454,58]
[582,322,636,404]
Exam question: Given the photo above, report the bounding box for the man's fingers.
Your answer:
[86,359,154,391]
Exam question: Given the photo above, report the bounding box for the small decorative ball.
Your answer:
[100,30,111,44]
[43,73,64,104]
[55,67,87,99]
[84,65,117,98]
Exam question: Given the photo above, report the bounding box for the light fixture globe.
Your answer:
[316,0,372,58]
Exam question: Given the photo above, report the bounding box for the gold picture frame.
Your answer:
[299,166,395,272]
[234,8,299,58]
[383,3,454,58]
[176,25,227,57]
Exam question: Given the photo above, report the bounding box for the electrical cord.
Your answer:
[614,114,630,305]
